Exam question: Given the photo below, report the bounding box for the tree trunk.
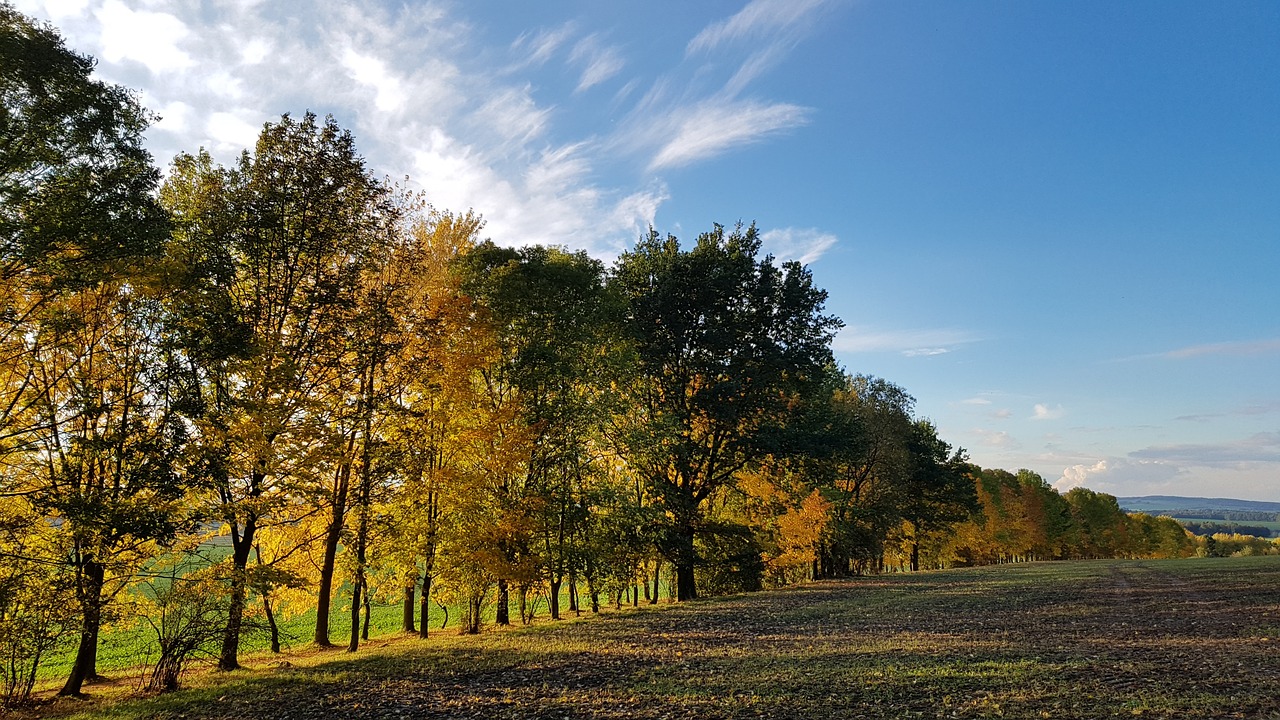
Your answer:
[674,525,698,601]
[363,579,373,640]
[495,578,510,626]
[348,400,373,653]
[549,577,562,620]
[348,576,363,652]
[675,562,697,601]
[586,574,600,613]
[568,570,579,614]
[219,511,257,671]
[650,560,660,604]
[461,592,483,634]
[910,540,921,573]
[402,585,416,633]
[418,572,432,639]
[314,462,350,647]
[59,558,105,696]
[264,595,281,653]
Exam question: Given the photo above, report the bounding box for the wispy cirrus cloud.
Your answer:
[1115,338,1280,363]
[1130,432,1280,468]
[832,326,977,356]
[1162,338,1280,359]
[687,0,835,55]
[1177,401,1280,423]
[570,35,624,93]
[14,0,828,255]
[648,99,810,171]
[511,22,575,67]
[759,227,837,265]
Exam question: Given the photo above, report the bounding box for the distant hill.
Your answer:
[1119,496,1280,538]
[1117,496,1280,514]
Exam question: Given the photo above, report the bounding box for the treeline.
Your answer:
[1181,522,1276,539]
[0,5,1230,706]
[1168,510,1280,523]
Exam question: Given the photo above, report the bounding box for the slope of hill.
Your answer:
[1117,495,1280,514]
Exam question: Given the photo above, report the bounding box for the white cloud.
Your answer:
[972,429,1018,450]
[1053,435,1280,501]
[687,0,832,55]
[1130,432,1280,468]
[833,326,976,356]
[14,0,818,258]
[18,0,90,24]
[962,397,992,406]
[152,100,193,134]
[472,86,550,150]
[95,0,193,73]
[759,227,837,265]
[1162,338,1280,359]
[341,48,405,114]
[993,408,1013,419]
[239,37,271,65]
[1053,458,1184,495]
[571,35,624,93]
[206,112,261,155]
[649,99,810,170]
[1032,403,1064,420]
[512,22,575,67]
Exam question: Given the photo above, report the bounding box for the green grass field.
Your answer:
[22,557,1280,720]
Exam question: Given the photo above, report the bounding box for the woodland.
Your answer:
[1,4,1267,708]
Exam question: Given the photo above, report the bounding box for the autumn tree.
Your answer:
[896,420,975,571]
[1,5,188,697]
[814,375,915,577]
[455,242,622,621]
[372,209,499,638]
[610,224,840,600]
[161,113,392,669]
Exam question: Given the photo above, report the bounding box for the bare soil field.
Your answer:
[29,557,1280,719]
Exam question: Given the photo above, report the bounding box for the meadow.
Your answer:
[19,556,1280,720]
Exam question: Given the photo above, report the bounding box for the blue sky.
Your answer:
[18,0,1279,500]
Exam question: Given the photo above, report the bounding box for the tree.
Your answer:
[455,242,621,622]
[897,420,975,571]
[161,112,392,669]
[610,223,840,600]
[816,375,914,577]
[1,5,182,697]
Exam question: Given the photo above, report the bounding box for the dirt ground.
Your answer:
[26,558,1280,720]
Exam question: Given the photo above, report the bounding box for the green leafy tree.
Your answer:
[898,420,975,571]
[1,5,183,697]
[610,223,840,600]
[161,112,392,669]
[456,242,622,621]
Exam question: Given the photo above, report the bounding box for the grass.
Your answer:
[18,556,1280,719]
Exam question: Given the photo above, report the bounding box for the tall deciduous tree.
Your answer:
[456,242,621,622]
[1,5,179,697]
[161,112,392,669]
[611,223,840,600]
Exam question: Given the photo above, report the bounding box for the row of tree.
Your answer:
[0,5,1229,706]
